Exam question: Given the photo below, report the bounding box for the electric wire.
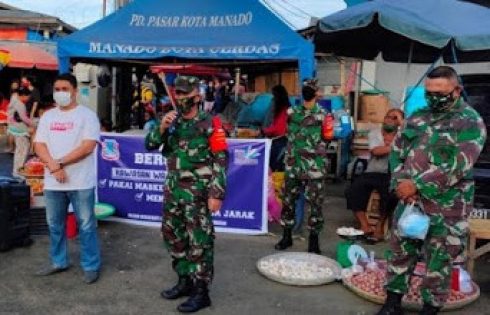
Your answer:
[268,0,311,19]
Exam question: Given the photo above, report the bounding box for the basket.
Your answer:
[257,252,341,286]
[342,260,480,311]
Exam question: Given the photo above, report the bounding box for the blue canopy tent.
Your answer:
[314,0,490,63]
[57,0,314,82]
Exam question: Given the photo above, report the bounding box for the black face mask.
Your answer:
[176,96,197,114]
[425,89,457,112]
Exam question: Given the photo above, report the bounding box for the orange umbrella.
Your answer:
[0,43,57,70]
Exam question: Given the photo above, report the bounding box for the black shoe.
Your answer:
[177,280,211,313]
[307,232,321,254]
[419,304,440,315]
[274,228,292,250]
[35,265,70,276]
[376,291,404,315]
[161,276,193,300]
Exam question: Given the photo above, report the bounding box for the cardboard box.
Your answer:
[355,120,382,132]
[359,94,390,123]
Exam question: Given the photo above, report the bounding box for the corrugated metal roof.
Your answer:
[0,5,76,32]
[0,2,18,10]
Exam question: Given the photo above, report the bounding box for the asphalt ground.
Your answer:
[0,133,488,315]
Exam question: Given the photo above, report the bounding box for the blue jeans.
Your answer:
[44,188,101,272]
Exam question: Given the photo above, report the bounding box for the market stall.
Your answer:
[55,0,314,232]
[57,0,314,82]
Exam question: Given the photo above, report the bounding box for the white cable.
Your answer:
[281,0,317,18]
[269,0,311,19]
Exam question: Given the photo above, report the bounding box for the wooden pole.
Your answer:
[160,72,176,110]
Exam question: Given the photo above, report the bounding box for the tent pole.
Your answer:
[111,67,117,128]
[234,67,240,102]
[160,72,176,110]
[353,60,361,122]
[401,42,414,110]
[450,41,469,100]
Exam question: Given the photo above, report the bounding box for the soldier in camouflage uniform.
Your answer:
[145,76,228,313]
[377,66,486,315]
[275,79,330,254]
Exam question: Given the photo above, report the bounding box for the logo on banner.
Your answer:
[101,139,120,161]
[234,146,260,165]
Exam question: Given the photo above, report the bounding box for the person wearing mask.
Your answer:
[377,66,486,315]
[21,76,40,117]
[345,109,404,241]
[7,88,34,178]
[143,107,158,132]
[204,80,215,113]
[253,84,290,171]
[33,73,101,284]
[4,79,20,153]
[145,76,228,313]
[274,79,330,254]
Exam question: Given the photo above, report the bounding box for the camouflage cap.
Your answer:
[174,76,200,94]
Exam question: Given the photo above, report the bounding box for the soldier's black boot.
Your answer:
[376,291,404,315]
[419,304,440,315]
[307,232,321,254]
[177,279,211,313]
[274,228,292,250]
[161,276,193,300]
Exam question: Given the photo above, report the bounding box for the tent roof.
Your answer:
[316,0,490,62]
[0,41,58,70]
[57,0,314,79]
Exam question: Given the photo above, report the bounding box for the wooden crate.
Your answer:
[366,191,389,237]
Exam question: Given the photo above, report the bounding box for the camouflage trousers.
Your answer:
[280,177,325,233]
[162,191,214,284]
[386,203,468,307]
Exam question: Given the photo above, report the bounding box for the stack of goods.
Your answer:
[20,157,48,235]
[351,121,374,158]
[352,90,389,158]
[19,157,44,197]
[0,178,32,251]
[342,260,480,311]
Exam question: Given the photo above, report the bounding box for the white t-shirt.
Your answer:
[35,105,100,190]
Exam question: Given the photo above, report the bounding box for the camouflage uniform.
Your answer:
[387,99,486,307]
[145,111,228,284]
[281,104,329,233]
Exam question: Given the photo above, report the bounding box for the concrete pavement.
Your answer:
[0,132,488,315]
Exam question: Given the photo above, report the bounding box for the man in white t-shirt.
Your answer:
[34,73,101,284]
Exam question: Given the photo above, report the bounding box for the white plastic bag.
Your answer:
[458,267,473,293]
[397,202,430,240]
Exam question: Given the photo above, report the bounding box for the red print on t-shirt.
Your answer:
[50,121,74,131]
